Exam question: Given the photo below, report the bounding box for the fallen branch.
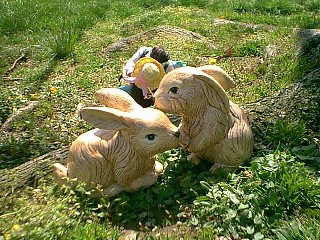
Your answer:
[103,25,217,53]
[3,53,28,77]
[0,146,69,197]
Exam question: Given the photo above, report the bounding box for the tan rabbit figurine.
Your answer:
[54,88,180,197]
[154,66,253,172]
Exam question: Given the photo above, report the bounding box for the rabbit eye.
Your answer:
[169,87,178,94]
[146,134,157,141]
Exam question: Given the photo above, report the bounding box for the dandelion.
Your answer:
[3,224,22,240]
[209,58,217,65]
[12,224,21,231]
[4,233,11,239]
[50,86,58,94]
[30,93,39,100]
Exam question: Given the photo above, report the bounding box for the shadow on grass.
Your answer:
[27,56,59,93]
[0,57,60,170]
[63,149,230,231]
[107,158,229,230]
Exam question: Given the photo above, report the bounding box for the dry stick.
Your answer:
[3,53,27,77]
[2,77,24,81]
[0,101,41,144]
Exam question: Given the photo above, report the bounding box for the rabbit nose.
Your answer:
[174,131,180,138]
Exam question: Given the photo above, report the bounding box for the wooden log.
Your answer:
[0,146,68,197]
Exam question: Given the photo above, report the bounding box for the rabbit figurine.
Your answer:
[154,66,253,172]
[53,88,180,197]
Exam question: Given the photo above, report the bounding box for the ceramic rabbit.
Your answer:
[154,65,253,172]
[54,88,180,197]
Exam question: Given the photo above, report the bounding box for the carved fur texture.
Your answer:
[154,66,253,171]
[54,88,180,197]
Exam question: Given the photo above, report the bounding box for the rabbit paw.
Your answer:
[187,153,201,165]
[130,172,158,191]
[210,163,223,172]
[101,183,125,197]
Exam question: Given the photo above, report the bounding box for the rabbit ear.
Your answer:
[193,71,230,114]
[80,107,133,130]
[95,88,142,112]
[197,65,236,90]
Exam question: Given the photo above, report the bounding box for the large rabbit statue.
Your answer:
[54,88,180,197]
[154,65,253,172]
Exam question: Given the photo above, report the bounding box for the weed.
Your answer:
[236,40,263,57]
[0,98,12,124]
[50,28,79,60]
[249,152,320,216]
[108,149,221,229]
[190,151,320,238]
[273,217,320,240]
[193,181,266,239]
[266,119,307,149]
[292,138,320,170]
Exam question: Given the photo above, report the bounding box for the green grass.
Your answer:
[1,0,320,239]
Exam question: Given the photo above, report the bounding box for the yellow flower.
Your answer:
[12,224,21,231]
[30,93,39,100]
[4,233,11,239]
[50,86,58,94]
[209,58,217,65]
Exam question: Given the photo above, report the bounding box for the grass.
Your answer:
[1,0,320,239]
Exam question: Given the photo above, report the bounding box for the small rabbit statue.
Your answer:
[154,65,253,172]
[54,88,180,197]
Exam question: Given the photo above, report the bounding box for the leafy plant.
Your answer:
[190,151,320,239]
[273,217,320,240]
[291,138,320,170]
[250,152,320,216]
[193,181,266,239]
[0,97,11,124]
[0,181,121,240]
